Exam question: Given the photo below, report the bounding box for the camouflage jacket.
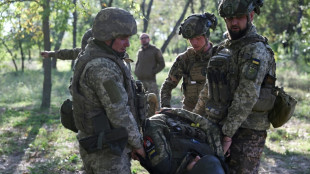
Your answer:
[71,40,142,151]
[194,26,275,138]
[160,46,212,111]
[47,29,93,60]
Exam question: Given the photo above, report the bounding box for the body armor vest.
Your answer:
[71,46,136,135]
[205,34,275,123]
[182,49,210,110]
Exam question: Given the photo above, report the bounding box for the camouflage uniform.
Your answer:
[70,8,142,174]
[194,25,275,174]
[46,29,92,60]
[160,47,213,111]
[141,108,225,173]
[160,13,217,112]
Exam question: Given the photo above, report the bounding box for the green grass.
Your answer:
[0,60,309,173]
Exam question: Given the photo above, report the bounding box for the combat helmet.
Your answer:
[92,7,137,41]
[179,12,217,39]
[218,0,264,18]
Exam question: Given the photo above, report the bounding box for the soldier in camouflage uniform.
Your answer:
[140,108,226,174]
[193,0,276,173]
[70,8,145,173]
[40,28,92,60]
[160,12,217,111]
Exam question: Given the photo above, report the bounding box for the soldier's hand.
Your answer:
[131,147,145,161]
[155,107,171,114]
[222,136,232,157]
[40,51,50,58]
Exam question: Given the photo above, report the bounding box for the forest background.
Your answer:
[0,0,309,173]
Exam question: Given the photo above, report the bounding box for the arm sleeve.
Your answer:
[222,43,271,137]
[193,82,208,116]
[85,62,142,149]
[160,57,183,108]
[153,49,165,74]
[54,48,82,60]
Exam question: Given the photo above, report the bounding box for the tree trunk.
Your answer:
[1,38,18,72]
[71,0,77,69]
[160,0,192,53]
[199,0,205,13]
[28,49,31,61]
[51,30,65,69]
[141,0,153,33]
[18,39,25,72]
[41,0,52,109]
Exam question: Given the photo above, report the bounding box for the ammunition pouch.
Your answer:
[79,127,128,156]
[60,99,78,133]
[268,87,297,128]
[205,102,229,123]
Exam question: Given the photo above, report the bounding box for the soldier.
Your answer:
[40,28,92,60]
[140,108,227,174]
[193,0,276,173]
[70,7,145,173]
[160,12,217,111]
[134,33,165,103]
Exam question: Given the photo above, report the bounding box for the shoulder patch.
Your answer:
[103,80,122,104]
[244,58,260,80]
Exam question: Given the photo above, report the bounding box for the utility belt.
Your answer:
[74,107,128,156]
[78,127,128,156]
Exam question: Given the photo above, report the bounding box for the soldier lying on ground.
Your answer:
[138,108,228,174]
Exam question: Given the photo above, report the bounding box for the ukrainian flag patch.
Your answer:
[252,58,260,65]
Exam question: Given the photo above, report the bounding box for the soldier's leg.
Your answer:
[79,144,131,174]
[227,128,267,174]
[142,80,160,110]
[147,93,159,118]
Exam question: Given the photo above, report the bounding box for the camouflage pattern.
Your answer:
[72,39,142,172]
[51,48,81,60]
[146,93,158,118]
[142,80,159,101]
[194,25,275,173]
[47,29,92,60]
[160,47,212,111]
[78,131,132,174]
[142,108,224,173]
[179,12,217,38]
[92,7,137,41]
[227,128,267,174]
[81,29,93,51]
[218,0,264,17]
[219,26,275,138]
[167,108,224,157]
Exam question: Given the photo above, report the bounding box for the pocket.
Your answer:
[252,88,276,112]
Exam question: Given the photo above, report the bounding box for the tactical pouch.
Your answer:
[268,87,297,128]
[253,74,277,112]
[60,99,78,133]
[79,127,128,156]
[252,87,276,112]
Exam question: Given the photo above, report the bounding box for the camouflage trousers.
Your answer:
[141,80,159,110]
[227,128,267,174]
[79,144,131,174]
